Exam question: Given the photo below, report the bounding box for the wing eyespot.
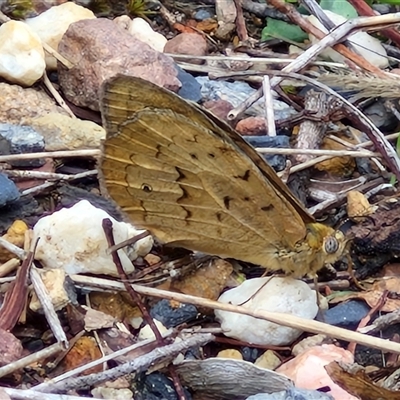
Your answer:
[141,183,152,193]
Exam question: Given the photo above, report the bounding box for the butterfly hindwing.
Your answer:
[100,77,317,268]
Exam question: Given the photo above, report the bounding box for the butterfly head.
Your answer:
[305,223,347,272]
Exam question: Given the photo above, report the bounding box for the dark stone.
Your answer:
[0,195,40,232]
[354,345,384,368]
[323,300,370,328]
[241,346,260,363]
[55,185,126,222]
[150,299,198,328]
[244,135,289,172]
[176,66,202,103]
[134,372,192,400]
[364,100,398,132]
[0,173,20,208]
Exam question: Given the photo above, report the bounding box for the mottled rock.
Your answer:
[194,9,214,21]
[0,82,69,125]
[247,388,334,400]
[58,18,180,111]
[196,76,296,119]
[30,113,105,151]
[215,0,236,40]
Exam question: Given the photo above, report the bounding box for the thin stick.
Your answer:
[223,69,400,180]
[102,219,187,400]
[262,75,276,136]
[0,258,20,278]
[233,0,248,41]
[36,333,213,394]
[0,149,100,163]
[42,42,74,70]
[256,148,378,157]
[42,73,76,119]
[0,342,65,379]
[71,275,400,355]
[0,238,25,260]
[165,53,348,67]
[227,12,400,120]
[30,267,69,348]
[34,330,174,390]
[3,169,97,181]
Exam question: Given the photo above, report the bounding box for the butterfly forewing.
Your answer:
[101,75,314,223]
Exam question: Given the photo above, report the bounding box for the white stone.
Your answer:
[33,200,153,277]
[0,21,46,86]
[215,277,318,346]
[24,2,96,70]
[91,387,133,400]
[29,113,106,151]
[114,16,167,53]
[138,319,167,341]
[307,10,388,68]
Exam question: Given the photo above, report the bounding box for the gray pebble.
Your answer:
[194,8,214,21]
[246,387,334,399]
[0,123,45,167]
[196,76,296,120]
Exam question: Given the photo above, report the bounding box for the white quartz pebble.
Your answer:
[215,277,318,346]
[25,2,96,70]
[33,200,153,277]
[0,21,45,86]
[114,16,167,53]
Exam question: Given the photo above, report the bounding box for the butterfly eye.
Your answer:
[141,184,152,193]
[324,236,339,254]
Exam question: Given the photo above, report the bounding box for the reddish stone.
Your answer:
[236,116,268,136]
[58,18,180,111]
[164,33,207,65]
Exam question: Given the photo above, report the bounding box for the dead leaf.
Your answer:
[325,361,400,400]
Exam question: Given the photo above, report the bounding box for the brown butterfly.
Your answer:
[99,75,346,278]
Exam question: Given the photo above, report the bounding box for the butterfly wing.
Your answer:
[99,75,313,268]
